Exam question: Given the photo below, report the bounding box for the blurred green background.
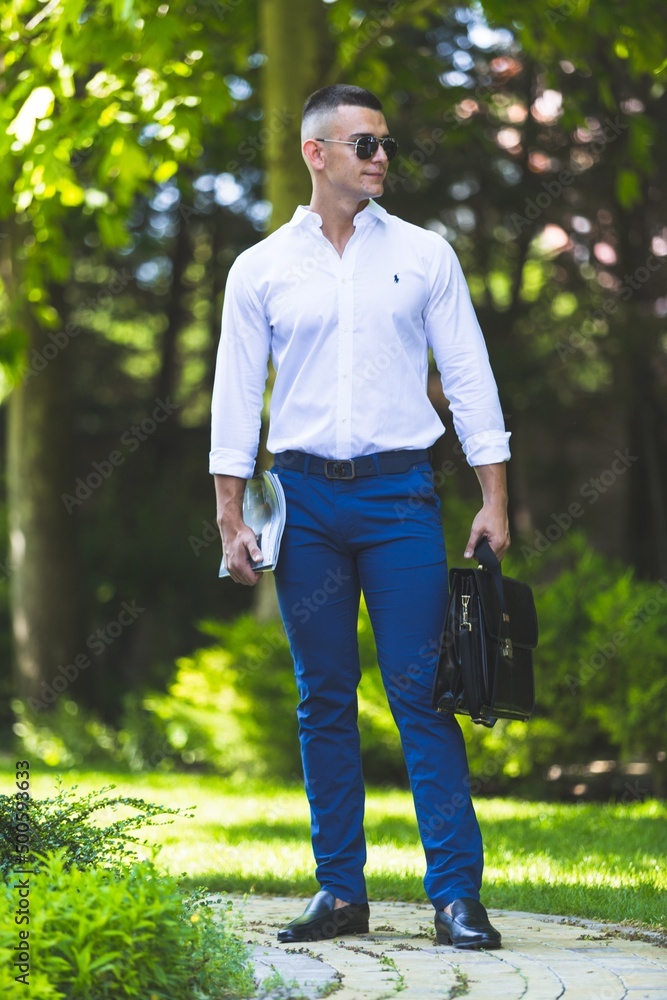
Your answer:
[0,0,665,800]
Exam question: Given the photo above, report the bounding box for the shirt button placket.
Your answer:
[337,270,353,457]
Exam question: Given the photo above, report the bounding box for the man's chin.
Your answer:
[364,180,385,198]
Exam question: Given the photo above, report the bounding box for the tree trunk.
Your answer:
[615,199,667,580]
[153,221,191,472]
[259,0,331,229]
[6,305,83,707]
[253,0,331,621]
[625,352,667,579]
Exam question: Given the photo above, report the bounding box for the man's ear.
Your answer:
[302,138,325,172]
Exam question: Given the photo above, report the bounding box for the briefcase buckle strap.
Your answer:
[500,637,513,659]
[324,459,356,480]
[460,594,472,632]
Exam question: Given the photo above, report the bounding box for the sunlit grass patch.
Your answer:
[22,771,667,928]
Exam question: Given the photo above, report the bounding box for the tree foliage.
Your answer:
[1,0,665,780]
[0,0,243,381]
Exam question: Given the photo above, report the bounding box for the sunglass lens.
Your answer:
[382,138,398,161]
[355,137,398,160]
[355,137,377,159]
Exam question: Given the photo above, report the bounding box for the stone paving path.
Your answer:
[227,896,667,1000]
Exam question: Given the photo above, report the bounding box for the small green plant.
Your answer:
[316,978,342,998]
[379,953,405,991]
[185,892,256,997]
[0,780,188,881]
[256,969,306,999]
[447,965,470,998]
[0,852,255,999]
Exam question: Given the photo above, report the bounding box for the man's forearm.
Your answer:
[214,474,247,528]
[214,473,265,585]
[473,462,508,508]
[464,461,510,559]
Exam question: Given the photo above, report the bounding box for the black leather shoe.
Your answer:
[277,890,370,942]
[435,898,502,950]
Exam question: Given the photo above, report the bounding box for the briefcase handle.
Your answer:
[473,535,506,620]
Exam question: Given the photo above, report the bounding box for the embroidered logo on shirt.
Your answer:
[394,274,399,283]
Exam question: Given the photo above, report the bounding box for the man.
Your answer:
[210,84,510,950]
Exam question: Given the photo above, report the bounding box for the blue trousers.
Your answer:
[272,458,484,910]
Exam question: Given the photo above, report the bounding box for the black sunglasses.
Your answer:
[314,135,399,161]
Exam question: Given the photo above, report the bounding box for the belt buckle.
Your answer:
[324,460,356,480]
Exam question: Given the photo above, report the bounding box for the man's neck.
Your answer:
[308,193,370,257]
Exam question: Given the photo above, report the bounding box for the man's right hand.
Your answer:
[213,473,265,586]
[220,519,264,586]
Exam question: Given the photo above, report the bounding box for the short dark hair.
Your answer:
[301,85,384,143]
[302,84,383,121]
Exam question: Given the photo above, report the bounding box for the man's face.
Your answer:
[314,104,392,201]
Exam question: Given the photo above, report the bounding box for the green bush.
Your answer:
[0,782,186,881]
[142,615,292,778]
[185,892,256,1000]
[577,564,667,763]
[138,606,409,785]
[460,532,667,794]
[12,524,666,794]
[141,530,666,793]
[10,690,211,774]
[0,852,255,999]
[11,697,133,770]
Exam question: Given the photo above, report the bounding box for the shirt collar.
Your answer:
[287,199,389,230]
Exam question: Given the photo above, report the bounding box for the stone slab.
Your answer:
[214,895,667,999]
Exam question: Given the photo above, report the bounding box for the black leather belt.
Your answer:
[274,449,430,480]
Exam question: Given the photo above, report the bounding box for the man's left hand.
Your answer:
[465,462,510,560]
[464,501,510,561]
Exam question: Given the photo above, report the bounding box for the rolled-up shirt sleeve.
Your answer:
[209,258,271,478]
[423,238,511,467]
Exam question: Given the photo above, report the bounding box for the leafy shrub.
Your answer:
[575,562,667,762]
[12,522,666,794]
[145,530,666,793]
[0,781,186,881]
[10,692,204,773]
[141,615,281,778]
[185,892,256,999]
[461,532,667,794]
[139,607,409,785]
[0,852,255,999]
[11,697,133,770]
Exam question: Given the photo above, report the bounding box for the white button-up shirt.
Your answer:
[210,199,510,478]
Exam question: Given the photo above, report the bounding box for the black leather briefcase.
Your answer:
[432,537,538,728]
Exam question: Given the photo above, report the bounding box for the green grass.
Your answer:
[16,769,667,929]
